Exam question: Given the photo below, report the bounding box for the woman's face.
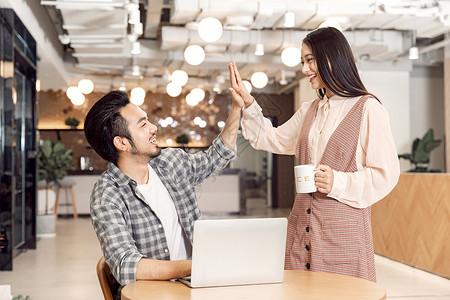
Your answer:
[301,43,327,91]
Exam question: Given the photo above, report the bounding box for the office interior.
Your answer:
[0,0,449,299]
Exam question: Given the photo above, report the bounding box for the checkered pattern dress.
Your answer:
[285,95,376,282]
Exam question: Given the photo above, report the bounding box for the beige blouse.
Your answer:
[241,95,400,209]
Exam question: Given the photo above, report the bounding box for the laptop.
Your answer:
[179,217,287,288]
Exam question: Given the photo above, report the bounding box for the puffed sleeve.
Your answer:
[328,100,400,208]
[241,100,311,155]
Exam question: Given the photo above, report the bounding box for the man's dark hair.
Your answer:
[84,90,133,164]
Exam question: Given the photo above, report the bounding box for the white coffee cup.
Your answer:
[294,164,317,193]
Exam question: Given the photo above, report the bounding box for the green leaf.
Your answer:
[37,139,74,189]
[41,140,52,158]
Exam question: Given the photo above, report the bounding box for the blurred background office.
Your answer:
[0,0,449,299]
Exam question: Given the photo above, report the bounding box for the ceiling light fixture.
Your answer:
[255,43,264,56]
[128,8,140,25]
[194,117,202,125]
[198,17,223,43]
[171,70,189,86]
[186,92,199,106]
[58,34,71,45]
[66,86,85,106]
[66,86,81,99]
[409,30,419,60]
[166,82,182,97]
[184,45,205,66]
[255,29,264,56]
[251,72,268,89]
[279,70,288,85]
[190,88,205,102]
[131,65,140,77]
[119,82,126,91]
[70,93,85,106]
[78,79,94,94]
[131,41,141,55]
[409,46,419,60]
[284,11,295,28]
[281,47,301,67]
[132,22,143,37]
[213,83,221,94]
[130,87,145,106]
[243,80,252,93]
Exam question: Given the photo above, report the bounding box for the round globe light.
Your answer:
[190,88,205,102]
[194,117,202,125]
[171,70,188,86]
[243,80,252,93]
[78,79,94,94]
[166,82,182,97]
[160,119,169,128]
[199,120,207,128]
[198,17,223,43]
[184,45,205,66]
[66,86,82,100]
[251,72,269,89]
[130,87,146,106]
[281,47,301,67]
[186,93,199,106]
[70,93,85,106]
[217,121,225,128]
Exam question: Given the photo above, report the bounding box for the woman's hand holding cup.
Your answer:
[314,164,334,194]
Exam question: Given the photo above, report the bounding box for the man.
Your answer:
[85,78,242,298]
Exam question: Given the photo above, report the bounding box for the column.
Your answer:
[445,33,450,173]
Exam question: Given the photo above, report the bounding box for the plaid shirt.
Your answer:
[90,135,235,288]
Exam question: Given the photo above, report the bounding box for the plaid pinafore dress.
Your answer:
[285,95,376,282]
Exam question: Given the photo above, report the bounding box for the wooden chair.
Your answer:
[96,256,115,300]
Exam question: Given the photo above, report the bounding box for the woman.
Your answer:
[228,27,400,282]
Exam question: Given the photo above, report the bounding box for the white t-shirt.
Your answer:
[137,165,189,261]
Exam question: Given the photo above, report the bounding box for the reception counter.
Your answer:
[56,169,246,216]
[372,173,450,278]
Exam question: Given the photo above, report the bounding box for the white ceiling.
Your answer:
[37,0,450,93]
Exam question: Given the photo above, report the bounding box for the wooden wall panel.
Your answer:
[372,174,450,277]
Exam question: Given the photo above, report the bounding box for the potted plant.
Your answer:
[65,117,80,129]
[175,133,190,147]
[37,140,75,236]
[398,128,442,172]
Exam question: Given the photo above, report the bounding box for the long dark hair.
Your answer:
[303,27,379,101]
[84,90,133,164]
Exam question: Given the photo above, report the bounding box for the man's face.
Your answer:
[120,103,161,159]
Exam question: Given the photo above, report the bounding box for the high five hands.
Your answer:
[228,62,254,109]
[228,61,334,194]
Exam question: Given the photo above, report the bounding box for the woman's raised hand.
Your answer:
[228,62,254,109]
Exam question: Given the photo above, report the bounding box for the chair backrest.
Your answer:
[96,256,115,300]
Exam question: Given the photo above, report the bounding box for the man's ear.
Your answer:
[113,136,128,152]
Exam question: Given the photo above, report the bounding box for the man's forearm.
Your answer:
[221,105,241,150]
[136,258,191,281]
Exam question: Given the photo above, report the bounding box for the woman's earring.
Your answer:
[317,88,326,99]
